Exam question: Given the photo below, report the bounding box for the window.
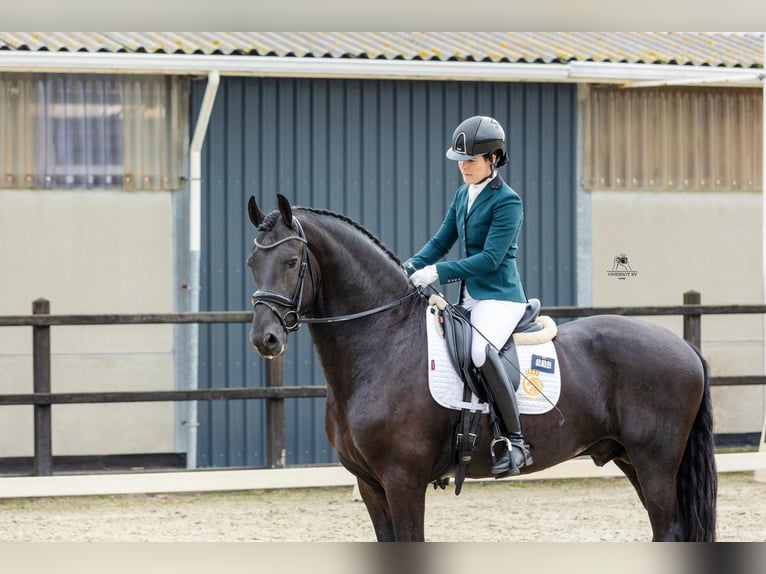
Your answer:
[0,73,189,190]
[583,86,762,192]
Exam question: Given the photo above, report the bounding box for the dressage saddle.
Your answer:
[441,298,542,398]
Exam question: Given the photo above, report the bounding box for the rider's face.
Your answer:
[458,156,492,185]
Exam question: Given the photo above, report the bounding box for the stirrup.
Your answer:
[490,437,519,477]
[490,436,533,478]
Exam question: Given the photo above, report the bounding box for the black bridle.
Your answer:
[251,218,315,332]
[250,217,420,332]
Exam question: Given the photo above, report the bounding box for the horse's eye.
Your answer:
[287,257,299,269]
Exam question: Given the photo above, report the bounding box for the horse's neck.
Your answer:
[305,215,406,317]
[308,296,421,402]
[302,213,417,396]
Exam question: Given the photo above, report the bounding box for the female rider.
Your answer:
[404,115,532,477]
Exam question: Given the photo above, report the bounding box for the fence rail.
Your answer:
[3,304,766,328]
[1,292,765,476]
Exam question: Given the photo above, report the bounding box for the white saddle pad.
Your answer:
[425,306,561,415]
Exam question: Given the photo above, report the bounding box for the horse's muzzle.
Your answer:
[250,325,287,359]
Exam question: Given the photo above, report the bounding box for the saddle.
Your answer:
[438,297,543,394]
[431,296,543,494]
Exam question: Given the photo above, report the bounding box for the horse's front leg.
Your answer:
[380,476,427,541]
[356,478,395,541]
[357,476,427,541]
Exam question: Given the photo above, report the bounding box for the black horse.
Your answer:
[246,194,717,542]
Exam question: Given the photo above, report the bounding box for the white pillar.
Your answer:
[757,32,766,483]
[184,71,220,469]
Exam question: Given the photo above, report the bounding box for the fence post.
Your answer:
[32,298,53,476]
[683,290,701,349]
[265,356,286,468]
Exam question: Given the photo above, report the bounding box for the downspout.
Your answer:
[186,70,220,469]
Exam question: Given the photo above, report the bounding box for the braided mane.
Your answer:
[259,206,401,266]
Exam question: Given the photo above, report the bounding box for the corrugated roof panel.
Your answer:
[0,32,762,68]
[0,31,124,52]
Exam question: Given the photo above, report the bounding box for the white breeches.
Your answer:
[462,291,527,367]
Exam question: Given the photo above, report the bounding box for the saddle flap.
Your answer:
[441,306,472,374]
[440,307,486,402]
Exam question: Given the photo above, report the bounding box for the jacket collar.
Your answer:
[488,172,503,189]
[464,173,504,222]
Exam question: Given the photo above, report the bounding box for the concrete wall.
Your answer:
[590,190,765,435]
[0,190,175,457]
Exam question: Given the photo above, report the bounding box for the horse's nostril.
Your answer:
[264,333,279,349]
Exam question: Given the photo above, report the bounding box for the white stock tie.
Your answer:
[466,171,495,213]
[467,185,482,213]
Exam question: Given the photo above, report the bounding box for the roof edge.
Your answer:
[0,52,762,87]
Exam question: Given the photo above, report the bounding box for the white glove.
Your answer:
[410,265,438,288]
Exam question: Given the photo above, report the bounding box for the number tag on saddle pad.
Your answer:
[425,306,562,415]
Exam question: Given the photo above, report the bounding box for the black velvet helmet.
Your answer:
[446,115,508,167]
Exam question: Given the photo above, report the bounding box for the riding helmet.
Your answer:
[446,115,508,167]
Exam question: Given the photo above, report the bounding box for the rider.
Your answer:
[403,115,532,477]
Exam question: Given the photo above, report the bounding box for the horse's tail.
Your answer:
[676,343,717,542]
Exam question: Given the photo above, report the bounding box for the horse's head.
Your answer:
[246,194,315,359]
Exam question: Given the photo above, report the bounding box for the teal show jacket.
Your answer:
[405,174,527,303]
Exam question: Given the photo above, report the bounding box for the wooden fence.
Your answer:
[0,290,764,477]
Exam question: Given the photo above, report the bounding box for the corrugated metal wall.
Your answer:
[192,77,577,467]
[584,86,762,191]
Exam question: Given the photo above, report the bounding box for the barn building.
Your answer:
[0,32,762,471]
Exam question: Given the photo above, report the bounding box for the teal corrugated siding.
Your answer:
[194,77,577,467]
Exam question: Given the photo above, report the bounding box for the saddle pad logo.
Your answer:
[522,369,543,396]
[531,354,556,374]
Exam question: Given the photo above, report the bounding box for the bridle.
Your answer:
[250,217,420,332]
[250,218,315,332]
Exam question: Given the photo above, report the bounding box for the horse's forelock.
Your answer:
[258,211,282,233]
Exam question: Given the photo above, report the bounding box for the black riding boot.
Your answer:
[479,345,533,476]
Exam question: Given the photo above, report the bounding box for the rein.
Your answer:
[299,288,421,325]
[251,217,421,331]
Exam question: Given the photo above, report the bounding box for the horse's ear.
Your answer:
[247,196,266,228]
[277,194,293,229]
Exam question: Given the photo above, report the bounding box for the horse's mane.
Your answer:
[259,207,402,266]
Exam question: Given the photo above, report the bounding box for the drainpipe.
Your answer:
[185,70,220,469]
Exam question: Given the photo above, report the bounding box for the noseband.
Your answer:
[251,218,314,332]
[250,217,421,332]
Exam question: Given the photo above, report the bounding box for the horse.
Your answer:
[245,193,717,542]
